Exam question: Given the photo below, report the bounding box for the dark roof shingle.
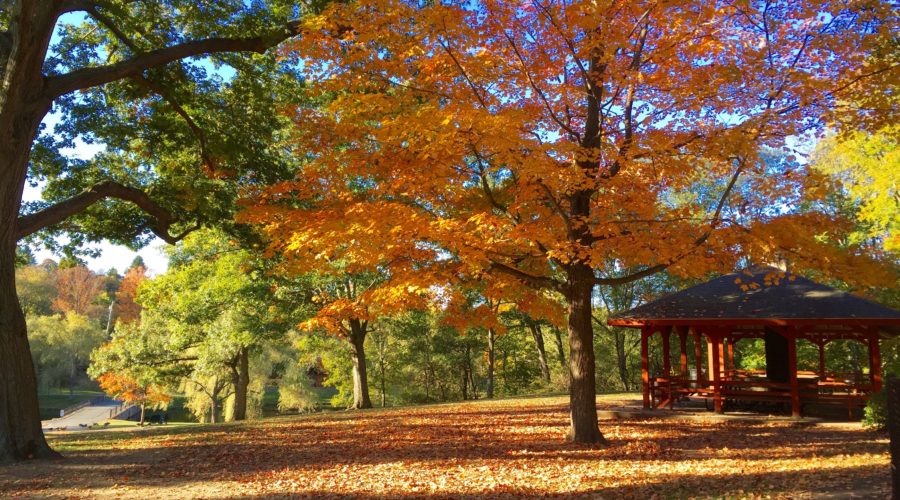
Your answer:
[609,266,900,323]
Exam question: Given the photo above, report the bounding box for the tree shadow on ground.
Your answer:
[0,401,888,498]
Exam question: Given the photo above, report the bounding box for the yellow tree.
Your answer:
[243,0,898,443]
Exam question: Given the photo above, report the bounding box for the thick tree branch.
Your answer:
[45,20,302,97]
[595,264,667,286]
[487,261,565,293]
[438,37,488,110]
[16,180,195,244]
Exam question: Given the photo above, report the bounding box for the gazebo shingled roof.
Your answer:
[608,266,900,330]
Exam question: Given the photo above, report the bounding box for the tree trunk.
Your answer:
[231,347,250,421]
[0,103,56,462]
[209,382,222,424]
[486,328,496,398]
[0,2,61,462]
[528,322,552,384]
[348,319,373,409]
[614,331,630,391]
[566,265,606,444]
[105,300,115,338]
[139,404,146,426]
[461,345,470,400]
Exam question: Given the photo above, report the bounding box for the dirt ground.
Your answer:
[0,395,890,499]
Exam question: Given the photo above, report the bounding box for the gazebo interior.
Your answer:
[608,266,900,418]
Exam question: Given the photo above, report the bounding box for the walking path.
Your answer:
[41,399,129,431]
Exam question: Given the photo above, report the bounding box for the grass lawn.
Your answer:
[1,394,889,498]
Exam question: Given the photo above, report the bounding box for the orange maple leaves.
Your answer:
[96,372,170,407]
[241,0,897,323]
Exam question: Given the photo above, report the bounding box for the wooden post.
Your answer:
[787,331,800,418]
[710,333,723,413]
[870,336,883,392]
[661,326,672,377]
[678,327,688,377]
[726,337,735,377]
[692,328,704,385]
[641,327,651,410]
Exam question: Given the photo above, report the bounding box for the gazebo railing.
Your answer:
[649,374,871,416]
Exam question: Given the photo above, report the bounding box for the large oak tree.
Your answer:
[0,0,306,461]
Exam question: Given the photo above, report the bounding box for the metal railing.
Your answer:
[57,395,109,417]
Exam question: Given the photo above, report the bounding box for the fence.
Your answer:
[58,395,109,417]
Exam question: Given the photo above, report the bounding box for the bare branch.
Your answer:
[501,30,579,141]
[437,37,488,110]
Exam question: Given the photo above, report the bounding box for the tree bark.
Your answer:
[0,3,57,460]
[486,328,496,398]
[231,347,250,421]
[348,319,373,409]
[528,321,552,384]
[139,404,146,426]
[0,88,57,462]
[565,264,606,444]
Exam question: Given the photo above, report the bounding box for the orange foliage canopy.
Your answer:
[96,372,170,408]
[243,0,896,294]
[115,265,147,325]
[52,265,105,318]
[240,0,897,441]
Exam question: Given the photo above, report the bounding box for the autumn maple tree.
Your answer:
[243,0,898,443]
[114,264,148,326]
[95,371,171,426]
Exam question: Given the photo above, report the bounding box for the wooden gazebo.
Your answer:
[608,267,900,418]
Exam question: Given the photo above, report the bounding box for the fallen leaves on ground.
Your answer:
[0,395,889,499]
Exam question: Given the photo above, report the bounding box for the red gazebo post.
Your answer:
[641,326,651,410]
[817,338,827,377]
[708,330,723,413]
[726,337,735,376]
